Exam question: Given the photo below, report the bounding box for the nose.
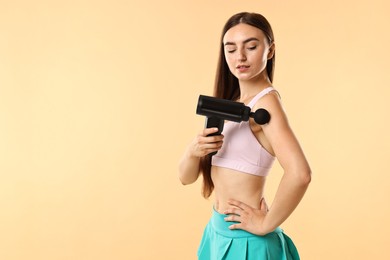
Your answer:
[237,49,247,61]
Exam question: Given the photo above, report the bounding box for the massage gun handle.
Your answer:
[205,116,224,156]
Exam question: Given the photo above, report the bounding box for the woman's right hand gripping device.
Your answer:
[196,95,271,156]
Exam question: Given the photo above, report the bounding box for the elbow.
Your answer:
[300,167,312,186]
[287,166,311,187]
[178,172,187,185]
[179,177,197,186]
[179,176,191,186]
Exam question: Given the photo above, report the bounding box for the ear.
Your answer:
[267,43,275,60]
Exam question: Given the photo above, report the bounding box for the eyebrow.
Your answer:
[224,37,260,46]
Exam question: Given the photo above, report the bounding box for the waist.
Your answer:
[209,207,283,238]
[213,195,264,214]
[212,168,266,213]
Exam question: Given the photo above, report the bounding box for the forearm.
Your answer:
[178,149,201,185]
[262,171,311,232]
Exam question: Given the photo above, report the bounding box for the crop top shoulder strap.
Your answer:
[246,86,277,108]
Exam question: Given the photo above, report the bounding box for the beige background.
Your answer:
[1,0,389,259]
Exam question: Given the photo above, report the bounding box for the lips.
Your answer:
[236,65,250,72]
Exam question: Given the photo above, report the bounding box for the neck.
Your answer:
[238,73,272,100]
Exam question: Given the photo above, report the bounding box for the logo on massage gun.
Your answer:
[196,95,270,156]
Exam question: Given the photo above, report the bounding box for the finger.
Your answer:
[224,214,240,222]
[228,223,243,230]
[202,141,223,151]
[203,148,220,156]
[197,135,223,146]
[202,127,220,136]
[196,136,222,150]
[205,137,224,146]
[227,199,251,212]
[203,135,224,145]
[223,207,242,217]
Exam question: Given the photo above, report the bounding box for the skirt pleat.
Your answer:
[197,208,300,260]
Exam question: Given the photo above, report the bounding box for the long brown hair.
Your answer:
[200,12,276,198]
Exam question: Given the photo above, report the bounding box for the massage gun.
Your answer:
[196,95,271,155]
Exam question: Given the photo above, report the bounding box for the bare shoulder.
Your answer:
[252,88,289,126]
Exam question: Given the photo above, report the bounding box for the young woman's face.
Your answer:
[223,23,274,82]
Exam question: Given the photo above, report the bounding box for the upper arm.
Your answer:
[254,91,311,177]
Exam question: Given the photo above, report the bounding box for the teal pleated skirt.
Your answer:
[197,208,300,260]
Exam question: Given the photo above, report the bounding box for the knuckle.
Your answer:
[202,129,210,136]
[198,136,205,144]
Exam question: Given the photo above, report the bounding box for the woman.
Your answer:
[178,12,311,260]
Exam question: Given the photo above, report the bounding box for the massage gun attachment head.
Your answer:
[250,109,271,125]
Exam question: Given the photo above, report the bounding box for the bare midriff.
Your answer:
[211,166,266,214]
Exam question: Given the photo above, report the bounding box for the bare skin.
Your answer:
[179,23,311,236]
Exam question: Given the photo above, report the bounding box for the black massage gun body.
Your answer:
[196,95,271,155]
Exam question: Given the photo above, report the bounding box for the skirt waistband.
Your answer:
[211,207,283,238]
